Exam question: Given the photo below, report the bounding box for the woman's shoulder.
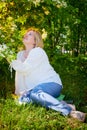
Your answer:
[29,47,47,58]
[17,50,24,57]
[17,50,24,55]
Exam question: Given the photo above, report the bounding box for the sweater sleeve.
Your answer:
[11,48,47,75]
[16,51,23,60]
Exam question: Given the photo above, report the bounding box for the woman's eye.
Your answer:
[28,33,31,35]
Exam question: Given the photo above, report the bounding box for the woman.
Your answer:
[11,27,86,122]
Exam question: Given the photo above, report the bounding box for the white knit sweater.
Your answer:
[11,47,62,95]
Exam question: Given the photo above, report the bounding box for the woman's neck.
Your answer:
[23,48,31,61]
[26,46,34,52]
[25,49,30,53]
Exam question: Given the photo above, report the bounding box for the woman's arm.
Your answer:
[11,48,47,74]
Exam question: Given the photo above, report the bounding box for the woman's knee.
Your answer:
[30,89,41,99]
[30,89,44,105]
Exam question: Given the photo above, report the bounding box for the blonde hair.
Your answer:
[26,27,44,48]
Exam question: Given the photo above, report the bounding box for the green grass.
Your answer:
[0,98,87,130]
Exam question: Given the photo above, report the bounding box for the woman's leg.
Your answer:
[18,90,32,104]
[31,82,62,98]
[30,82,72,116]
[18,82,86,121]
[18,82,61,104]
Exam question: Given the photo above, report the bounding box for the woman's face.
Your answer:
[23,30,36,48]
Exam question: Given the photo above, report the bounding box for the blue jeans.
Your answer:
[19,82,72,116]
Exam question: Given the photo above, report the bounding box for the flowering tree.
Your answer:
[0,44,16,63]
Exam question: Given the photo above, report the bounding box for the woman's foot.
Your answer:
[68,104,76,111]
[70,110,86,122]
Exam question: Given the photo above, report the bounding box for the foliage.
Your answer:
[0,0,87,58]
[0,58,15,98]
[65,0,87,56]
[0,44,16,63]
[51,54,87,110]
